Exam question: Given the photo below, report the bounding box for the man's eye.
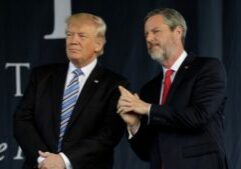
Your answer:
[66,32,73,36]
[78,34,88,39]
[79,35,86,38]
[153,30,161,34]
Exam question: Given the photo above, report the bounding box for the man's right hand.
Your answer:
[38,151,65,169]
[118,110,140,127]
[117,109,141,136]
[117,86,142,134]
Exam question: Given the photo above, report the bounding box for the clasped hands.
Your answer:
[38,151,65,169]
[117,85,151,127]
[36,86,149,169]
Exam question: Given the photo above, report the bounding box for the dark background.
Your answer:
[1,0,240,169]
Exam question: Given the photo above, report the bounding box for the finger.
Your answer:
[134,93,140,99]
[117,100,131,110]
[117,107,123,114]
[118,106,134,114]
[38,151,50,158]
[117,106,128,114]
[117,106,127,114]
[117,101,133,110]
[118,97,132,104]
[119,95,135,103]
[123,107,134,113]
[118,86,133,96]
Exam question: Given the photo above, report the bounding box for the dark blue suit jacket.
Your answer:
[14,63,128,169]
[130,54,229,169]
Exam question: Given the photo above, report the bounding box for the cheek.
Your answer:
[159,35,172,45]
[155,34,166,44]
[167,36,177,46]
[65,40,69,46]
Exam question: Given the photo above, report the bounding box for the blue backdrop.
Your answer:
[1,0,240,169]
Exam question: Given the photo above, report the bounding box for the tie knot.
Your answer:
[72,69,83,77]
[165,69,174,78]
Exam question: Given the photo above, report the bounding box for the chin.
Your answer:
[150,51,165,63]
[67,54,80,60]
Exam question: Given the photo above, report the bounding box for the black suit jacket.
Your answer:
[14,63,128,169]
[129,54,229,169]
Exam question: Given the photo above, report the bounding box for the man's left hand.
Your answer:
[117,86,151,115]
[38,151,65,169]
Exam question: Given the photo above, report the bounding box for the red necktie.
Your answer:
[161,69,174,105]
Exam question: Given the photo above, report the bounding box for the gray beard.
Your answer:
[150,52,166,64]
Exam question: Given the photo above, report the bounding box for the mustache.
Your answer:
[147,43,160,49]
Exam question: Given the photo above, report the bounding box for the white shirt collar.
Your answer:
[162,50,187,73]
[68,59,97,77]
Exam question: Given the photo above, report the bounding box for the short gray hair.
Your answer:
[145,8,187,45]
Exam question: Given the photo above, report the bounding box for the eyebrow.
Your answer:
[66,31,89,35]
[145,27,162,34]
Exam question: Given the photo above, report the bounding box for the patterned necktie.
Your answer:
[58,69,83,151]
[161,69,174,105]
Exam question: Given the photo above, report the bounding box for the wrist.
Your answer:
[143,103,151,115]
[128,121,140,135]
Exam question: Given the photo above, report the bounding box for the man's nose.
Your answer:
[69,34,79,43]
[146,32,154,43]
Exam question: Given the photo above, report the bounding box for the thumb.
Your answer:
[134,93,139,99]
[38,150,50,158]
[118,85,133,96]
[118,85,125,92]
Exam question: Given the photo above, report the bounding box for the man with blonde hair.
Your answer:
[14,12,128,169]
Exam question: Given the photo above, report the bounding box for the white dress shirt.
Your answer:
[159,50,187,103]
[128,51,187,139]
[37,59,97,169]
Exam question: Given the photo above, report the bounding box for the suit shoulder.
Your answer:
[194,56,223,65]
[32,63,65,71]
[100,66,128,82]
[190,56,226,84]
[31,63,66,74]
[29,63,67,81]
[193,57,225,72]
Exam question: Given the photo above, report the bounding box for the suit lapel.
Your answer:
[152,73,163,104]
[66,64,103,129]
[167,54,196,103]
[51,64,68,142]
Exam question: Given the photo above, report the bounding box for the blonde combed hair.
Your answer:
[66,13,107,56]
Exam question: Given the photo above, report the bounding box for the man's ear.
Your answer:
[94,37,105,53]
[174,26,183,38]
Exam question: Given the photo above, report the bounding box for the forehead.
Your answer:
[67,19,97,33]
[145,15,168,31]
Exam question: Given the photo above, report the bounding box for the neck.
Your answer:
[162,47,184,69]
[70,57,97,68]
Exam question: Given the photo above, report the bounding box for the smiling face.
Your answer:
[66,19,103,67]
[144,14,183,65]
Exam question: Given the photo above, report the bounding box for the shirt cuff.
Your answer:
[59,152,73,169]
[37,156,45,164]
[127,122,141,139]
[147,104,152,124]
